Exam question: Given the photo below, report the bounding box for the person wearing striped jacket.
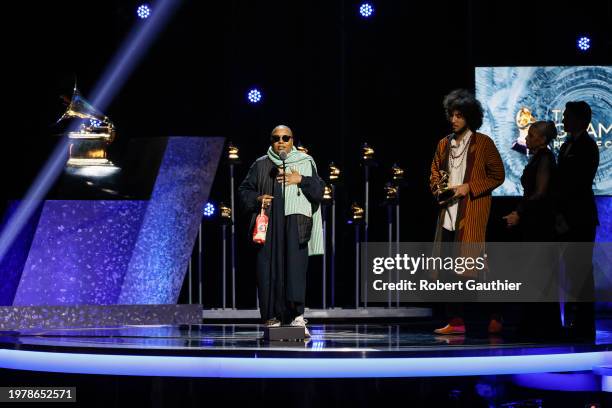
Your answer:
[430,89,505,335]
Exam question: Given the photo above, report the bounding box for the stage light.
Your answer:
[137,4,151,19]
[577,36,591,51]
[359,3,374,18]
[89,119,102,128]
[247,88,262,104]
[512,372,600,392]
[203,202,215,218]
[1,348,611,378]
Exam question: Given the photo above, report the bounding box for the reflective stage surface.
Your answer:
[0,324,611,357]
[0,324,611,378]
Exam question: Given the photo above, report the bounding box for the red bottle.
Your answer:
[252,206,268,244]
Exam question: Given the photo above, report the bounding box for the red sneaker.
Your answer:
[488,318,503,334]
[434,323,466,335]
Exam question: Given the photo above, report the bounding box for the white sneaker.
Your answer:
[290,315,310,337]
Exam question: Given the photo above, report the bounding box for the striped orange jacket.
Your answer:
[430,132,505,243]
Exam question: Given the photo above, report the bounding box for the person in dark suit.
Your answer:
[556,101,599,339]
[504,120,561,339]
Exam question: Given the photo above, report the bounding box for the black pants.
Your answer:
[515,243,562,340]
[440,229,462,321]
[558,224,596,339]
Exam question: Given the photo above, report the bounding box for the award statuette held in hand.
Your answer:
[433,170,455,205]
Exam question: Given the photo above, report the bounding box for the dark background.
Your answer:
[1,0,610,308]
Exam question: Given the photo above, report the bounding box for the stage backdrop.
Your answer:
[1,137,224,306]
[475,66,612,196]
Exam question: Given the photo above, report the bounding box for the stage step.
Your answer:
[202,307,432,320]
[0,304,202,330]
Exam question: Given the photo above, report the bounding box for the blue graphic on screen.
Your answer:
[475,66,612,196]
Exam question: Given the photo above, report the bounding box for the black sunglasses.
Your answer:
[271,135,292,143]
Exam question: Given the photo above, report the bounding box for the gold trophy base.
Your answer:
[66,158,114,167]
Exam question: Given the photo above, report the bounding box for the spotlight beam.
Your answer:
[91,0,181,110]
[0,0,183,264]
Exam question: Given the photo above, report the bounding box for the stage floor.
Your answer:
[1,324,611,356]
[1,324,612,378]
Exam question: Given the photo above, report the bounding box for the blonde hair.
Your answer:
[531,120,558,144]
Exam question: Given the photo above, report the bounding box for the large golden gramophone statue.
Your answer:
[57,86,116,167]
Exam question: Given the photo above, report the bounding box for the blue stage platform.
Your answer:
[0,323,611,389]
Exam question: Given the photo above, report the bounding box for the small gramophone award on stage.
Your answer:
[57,86,116,167]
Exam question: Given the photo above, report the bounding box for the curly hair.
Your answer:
[443,89,484,131]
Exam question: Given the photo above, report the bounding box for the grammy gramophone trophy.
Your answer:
[57,86,116,167]
[511,107,536,155]
[433,170,455,205]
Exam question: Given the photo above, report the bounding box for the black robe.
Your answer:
[515,148,561,339]
[238,156,324,323]
[517,147,556,241]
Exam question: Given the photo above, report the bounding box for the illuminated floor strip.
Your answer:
[1,349,612,378]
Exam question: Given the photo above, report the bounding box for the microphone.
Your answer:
[278,149,299,195]
[278,149,290,197]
